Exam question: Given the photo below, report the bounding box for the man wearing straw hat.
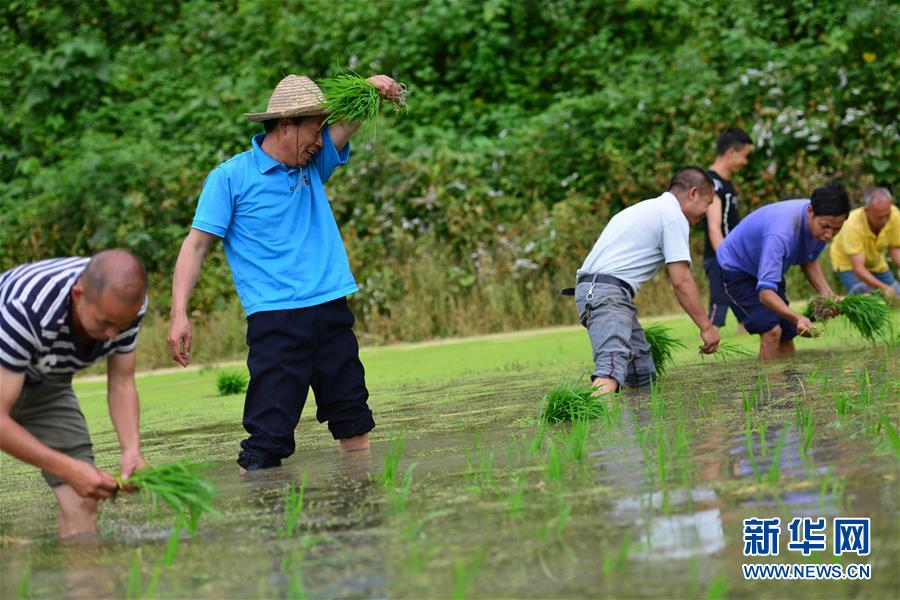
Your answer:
[167,73,399,471]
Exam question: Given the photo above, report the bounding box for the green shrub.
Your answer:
[216,370,248,396]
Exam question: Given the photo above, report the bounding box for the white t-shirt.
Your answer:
[577,191,692,293]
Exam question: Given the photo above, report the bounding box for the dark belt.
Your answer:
[560,274,635,297]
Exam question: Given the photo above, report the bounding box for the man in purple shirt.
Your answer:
[716,182,850,359]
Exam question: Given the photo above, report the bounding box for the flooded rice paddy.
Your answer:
[1,345,898,598]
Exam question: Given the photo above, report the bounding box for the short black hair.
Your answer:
[668,166,714,195]
[81,249,147,306]
[810,181,851,217]
[716,128,753,156]
[263,116,307,134]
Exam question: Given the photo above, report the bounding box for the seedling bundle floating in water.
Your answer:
[319,73,407,126]
[541,383,606,423]
[116,462,220,535]
[803,293,892,343]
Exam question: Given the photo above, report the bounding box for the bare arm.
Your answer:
[801,259,834,296]
[107,351,144,479]
[848,253,890,291]
[0,367,117,498]
[706,194,725,251]
[889,246,900,270]
[167,228,217,366]
[666,261,720,353]
[328,75,401,151]
[758,288,817,337]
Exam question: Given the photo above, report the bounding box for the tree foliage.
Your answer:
[1,0,897,338]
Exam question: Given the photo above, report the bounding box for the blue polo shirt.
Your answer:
[192,129,357,316]
[717,199,826,292]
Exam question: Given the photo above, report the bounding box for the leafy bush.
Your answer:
[1,0,896,348]
[216,370,248,396]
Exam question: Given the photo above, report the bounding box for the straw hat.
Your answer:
[244,75,326,122]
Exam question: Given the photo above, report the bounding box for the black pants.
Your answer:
[238,298,375,470]
[704,255,742,328]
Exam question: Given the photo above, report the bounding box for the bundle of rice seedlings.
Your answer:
[117,463,219,535]
[540,383,607,423]
[216,369,248,396]
[319,73,407,126]
[803,293,891,343]
[643,324,686,375]
[712,341,755,360]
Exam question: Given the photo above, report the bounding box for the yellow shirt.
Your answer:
[830,205,900,273]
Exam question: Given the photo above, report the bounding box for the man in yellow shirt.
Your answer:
[830,187,900,297]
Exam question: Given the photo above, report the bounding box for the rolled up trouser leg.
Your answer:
[575,281,637,388]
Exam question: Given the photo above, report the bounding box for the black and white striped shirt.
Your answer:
[0,257,146,382]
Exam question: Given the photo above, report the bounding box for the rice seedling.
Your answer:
[796,406,815,454]
[452,549,484,600]
[545,439,563,482]
[390,465,416,512]
[756,422,768,456]
[380,433,405,487]
[287,571,308,600]
[706,341,755,364]
[877,415,900,458]
[764,427,788,485]
[544,498,572,538]
[281,474,308,539]
[126,551,143,600]
[540,383,607,423]
[17,567,29,599]
[117,463,219,535]
[144,526,182,598]
[601,533,631,576]
[834,391,853,415]
[319,73,407,127]
[804,293,892,343]
[216,369,248,396]
[565,418,590,462]
[643,324,685,375]
[528,420,546,455]
[705,572,730,600]
[507,477,526,515]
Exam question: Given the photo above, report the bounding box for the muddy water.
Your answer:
[1,349,898,598]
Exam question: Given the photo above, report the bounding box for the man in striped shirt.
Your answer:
[0,250,147,538]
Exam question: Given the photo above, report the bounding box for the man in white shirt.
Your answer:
[574,167,720,394]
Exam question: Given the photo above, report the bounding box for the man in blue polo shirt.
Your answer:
[167,74,400,471]
[716,182,851,360]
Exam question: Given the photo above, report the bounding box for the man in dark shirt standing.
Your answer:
[703,128,753,333]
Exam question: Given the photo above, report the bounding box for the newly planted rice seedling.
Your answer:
[118,463,219,535]
[390,465,416,512]
[878,415,900,458]
[281,475,308,539]
[319,73,407,126]
[17,567,29,600]
[540,383,607,423]
[507,477,526,515]
[796,406,815,454]
[643,324,685,375]
[452,549,484,600]
[126,551,142,600]
[764,427,788,485]
[601,533,631,576]
[565,418,590,462]
[380,434,405,487]
[805,293,892,343]
[216,369,248,396]
[545,439,564,481]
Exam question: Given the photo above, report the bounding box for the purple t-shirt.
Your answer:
[716,199,826,292]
